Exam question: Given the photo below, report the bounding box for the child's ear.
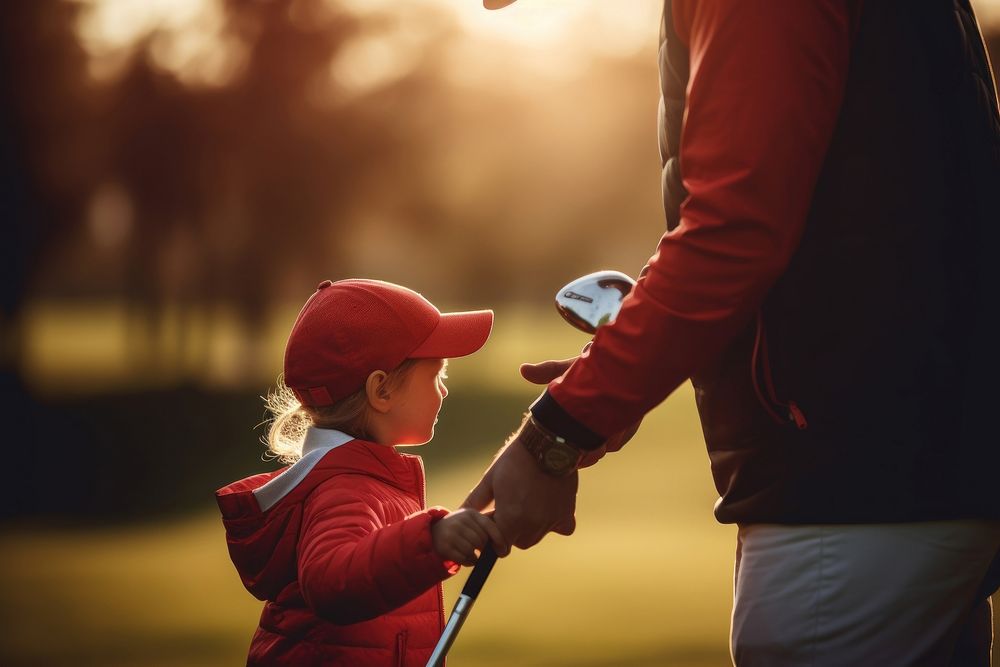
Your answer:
[365,370,392,413]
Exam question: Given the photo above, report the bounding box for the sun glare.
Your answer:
[327,0,664,93]
[72,0,1000,103]
[74,0,663,92]
[447,0,661,57]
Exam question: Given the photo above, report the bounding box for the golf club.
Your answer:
[555,270,636,334]
[426,545,498,667]
[425,269,635,667]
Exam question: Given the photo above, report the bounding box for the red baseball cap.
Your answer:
[284,279,493,407]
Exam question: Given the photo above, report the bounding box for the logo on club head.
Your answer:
[562,290,594,304]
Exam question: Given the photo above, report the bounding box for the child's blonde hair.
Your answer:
[264,359,422,463]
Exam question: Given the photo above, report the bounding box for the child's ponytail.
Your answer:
[263,378,313,464]
[262,359,422,463]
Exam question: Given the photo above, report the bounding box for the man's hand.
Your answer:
[464,349,642,552]
[519,355,578,384]
[462,437,578,554]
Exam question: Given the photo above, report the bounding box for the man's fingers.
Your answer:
[512,530,547,551]
[493,506,530,555]
[519,357,576,385]
[496,514,575,551]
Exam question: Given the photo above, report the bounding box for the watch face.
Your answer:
[544,446,576,473]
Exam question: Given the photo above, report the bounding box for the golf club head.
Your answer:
[555,270,636,334]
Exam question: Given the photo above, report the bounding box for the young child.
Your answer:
[216,278,506,666]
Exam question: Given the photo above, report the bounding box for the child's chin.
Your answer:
[397,430,434,447]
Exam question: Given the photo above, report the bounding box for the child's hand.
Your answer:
[431,508,507,567]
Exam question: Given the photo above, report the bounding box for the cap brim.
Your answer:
[484,0,518,9]
[408,310,494,359]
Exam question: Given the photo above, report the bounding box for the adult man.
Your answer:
[467,0,1000,663]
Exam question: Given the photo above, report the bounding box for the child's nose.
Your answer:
[439,382,448,399]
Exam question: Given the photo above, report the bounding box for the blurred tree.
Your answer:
[5,0,429,381]
[101,0,423,378]
[1,0,97,372]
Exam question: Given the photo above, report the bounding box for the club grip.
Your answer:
[461,544,498,599]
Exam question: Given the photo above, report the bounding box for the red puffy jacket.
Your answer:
[216,428,458,666]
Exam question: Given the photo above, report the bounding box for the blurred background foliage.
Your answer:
[3,0,668,516]
[1,1,998,665]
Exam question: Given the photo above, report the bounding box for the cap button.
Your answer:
[316,279,333,290]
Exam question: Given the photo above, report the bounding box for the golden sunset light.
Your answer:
[4,2,1000,666]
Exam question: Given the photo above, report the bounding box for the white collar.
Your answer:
[301,427,355,455]
[253,427,355,511]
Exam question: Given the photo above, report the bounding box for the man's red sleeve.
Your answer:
[533,0,854,445]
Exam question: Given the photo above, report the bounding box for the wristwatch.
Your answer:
[516,414,585,477]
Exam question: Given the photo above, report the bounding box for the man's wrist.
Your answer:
[529,392,605,450]
[515,413,585,477]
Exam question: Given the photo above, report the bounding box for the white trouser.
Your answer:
[731,521,1000,667]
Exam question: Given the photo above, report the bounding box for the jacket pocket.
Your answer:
[394,630,408,667]
[751,311,808,429]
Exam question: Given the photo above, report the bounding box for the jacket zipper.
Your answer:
[751,311,808,429]
[395,629,408,667]
[414,456,447,641]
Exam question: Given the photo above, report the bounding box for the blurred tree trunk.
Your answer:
[0,8,42,387]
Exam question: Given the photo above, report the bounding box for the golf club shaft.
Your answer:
[426,544,498,667]
[428,270,630,666]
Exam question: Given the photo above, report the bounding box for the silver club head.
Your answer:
[555,270,636,334]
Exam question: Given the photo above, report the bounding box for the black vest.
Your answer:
[659,0,1000,524]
